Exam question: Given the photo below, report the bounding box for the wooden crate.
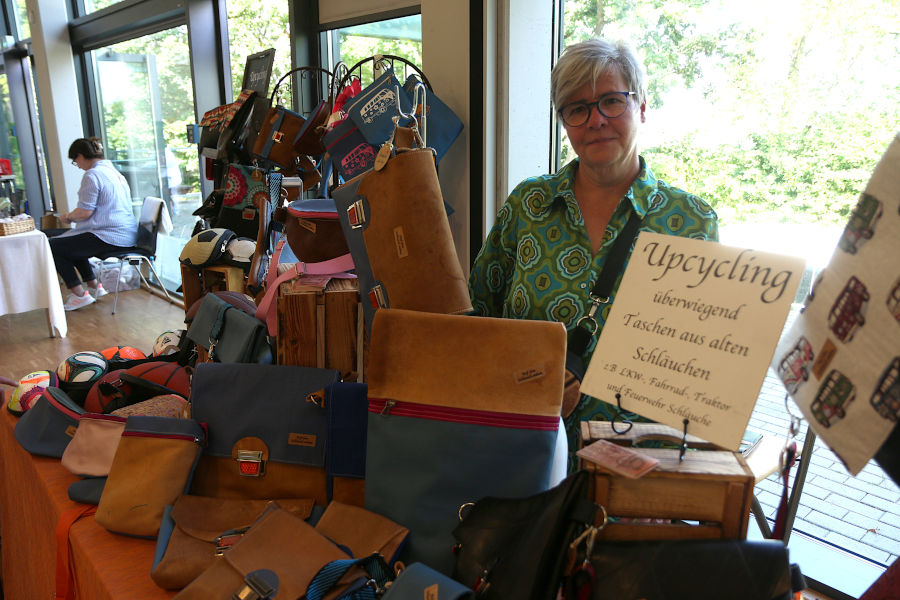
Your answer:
[180,264,247,317]
[580,421,753,541]
[276,277,365,381]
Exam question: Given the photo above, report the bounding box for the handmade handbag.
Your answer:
[402,74,463,164]
[179,227,236,268]
[186,292,271,363]
[13,387,83,457]
[293,99,331,157]
[364,308,567,574]
[577,538,795,600]
[332,147,471,331]
[217,90,258,163]
[95,415,206,538]
[346,69,413,146]
[151,495,314,590]
[252,104,306,169]
[314,501,409,566]
[451,470,597,600]
[382,563,473,600]
[60,413,126,477]
[322,116,377,180]
[188,363,367,506]
[216,164,267,239]
[173,504,367,600]
[283,197,350,263]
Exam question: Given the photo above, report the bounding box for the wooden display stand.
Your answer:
[580,421,754,541]
[276,276,365,381]
[180,263,247,316]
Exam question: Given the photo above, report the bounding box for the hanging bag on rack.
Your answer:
[322,115,377,180]
[345,69,413,147]
[214,164,268,240]
[252,104,306,169]
[332,141,471,331]
[402,74,463,164]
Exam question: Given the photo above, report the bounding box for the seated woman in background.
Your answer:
[468,38,719,461]
[50,137,136,311]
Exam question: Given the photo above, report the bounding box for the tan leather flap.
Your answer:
[171,496,314,542]
[224,507,361,598]
[368,308,566,417]
[315,501,408,562]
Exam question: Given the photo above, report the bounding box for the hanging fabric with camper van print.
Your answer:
[771,133,900,475]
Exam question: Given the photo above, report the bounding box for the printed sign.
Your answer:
[581,232,804,450]
[772,134,900,475]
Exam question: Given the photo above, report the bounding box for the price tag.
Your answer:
[576,440,659,479]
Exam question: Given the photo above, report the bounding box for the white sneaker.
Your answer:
[90,284,109,299]
[64,292,96,311]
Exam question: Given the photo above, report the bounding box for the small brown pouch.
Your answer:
[151,496,314,590]
[173,505,363,600]
[314,501,409,565]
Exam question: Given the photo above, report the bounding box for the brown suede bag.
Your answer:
[252,105,306,169]
[173,504,364,600]
[151,496,314,590]
[314,501,409,566]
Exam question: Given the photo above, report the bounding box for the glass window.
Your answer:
[89,25,199,292]
[0,74,25,197]
[83,0,119,14]
[226,0,291,100]
[325,14,422,88]
[12,0,30,40]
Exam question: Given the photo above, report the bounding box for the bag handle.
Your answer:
[254,239,356,336]
[305,554,392,600]
[567,208,643,359]
[208,302,232,361]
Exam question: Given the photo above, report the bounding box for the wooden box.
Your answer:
[180,264,247,317]
[580,421,753,541]
[276,276,364,381]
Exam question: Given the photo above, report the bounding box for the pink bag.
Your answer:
[60,413,126,477]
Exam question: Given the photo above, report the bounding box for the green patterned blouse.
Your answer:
[468,157,718,448]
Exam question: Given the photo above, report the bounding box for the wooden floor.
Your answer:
[0,288,185,380]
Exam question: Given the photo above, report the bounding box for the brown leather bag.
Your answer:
[173,504,364,600]
[151,496,314,590]
[252,105,306,169]
[314,501,409,566]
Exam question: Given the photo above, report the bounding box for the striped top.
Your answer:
[59,160,137,247]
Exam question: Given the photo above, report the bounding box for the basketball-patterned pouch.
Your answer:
[84,361,191,414]
[179,228,236,268]
[6,370,60,415]
[61,413,126,477]
[13,387,85,458]
[96,415,206,538]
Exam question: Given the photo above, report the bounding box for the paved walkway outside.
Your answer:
[750,306,900,568]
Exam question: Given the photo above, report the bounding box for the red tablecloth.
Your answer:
[0,393,174,599]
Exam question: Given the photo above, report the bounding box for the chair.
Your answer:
[96,197,173,314]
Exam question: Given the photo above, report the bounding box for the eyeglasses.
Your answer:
[70,160,78,166]
[558,92,635,127]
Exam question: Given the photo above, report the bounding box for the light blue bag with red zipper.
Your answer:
[363,308,567,575]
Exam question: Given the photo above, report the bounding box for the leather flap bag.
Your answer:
[95,416,206,538]
[252,105,306,169]
[314,501,409,566]
[186,292,270,363]
[364,308,567,574]
[284,197,350,263]
[14,387,84,458]
[451,470,596,600]
[332,147,472,331]
[60,413,126,477]
[189,363,359,505]
[151,495,314,590]
[173,505,364,600]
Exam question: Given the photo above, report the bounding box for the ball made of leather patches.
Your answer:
[152,330,185,357]
[56,351,108,384]
[100,345,147,362]
[7,370,59,415]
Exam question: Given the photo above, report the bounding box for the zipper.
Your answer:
[80,414,127,424]
[122,430,202,443]
[47,395,82,420]
[368,398,559,431]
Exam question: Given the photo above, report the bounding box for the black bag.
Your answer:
[451,471,596,600]
[186,293,271,363]
[581,539,794,600]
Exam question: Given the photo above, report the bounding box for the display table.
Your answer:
[0,395,173,599]
[0,228,67,337]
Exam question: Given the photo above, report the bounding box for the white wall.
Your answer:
[25,0,86,212]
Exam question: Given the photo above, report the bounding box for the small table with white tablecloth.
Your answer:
[0,228,67,337]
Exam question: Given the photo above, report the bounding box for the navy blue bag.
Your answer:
[402,74,463,164]
[13,387,84,457]
[346,70,413,147]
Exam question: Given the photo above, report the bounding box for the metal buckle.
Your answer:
[347,199,367,229]
[236,450,266,477]
[368,285,387,309]
[215,526,250,556]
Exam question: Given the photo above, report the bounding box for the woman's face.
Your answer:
[563,69,645,176]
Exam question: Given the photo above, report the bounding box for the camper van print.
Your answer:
[777,336,814,394]
[341,144,376,178]
[360,89,395,124]
[871,357,900,422]
[888,276,900,325]
[812,369,855,428]
[838,193,882,254]
[828,275,869,342]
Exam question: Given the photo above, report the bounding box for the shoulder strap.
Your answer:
[568,209,643,357]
